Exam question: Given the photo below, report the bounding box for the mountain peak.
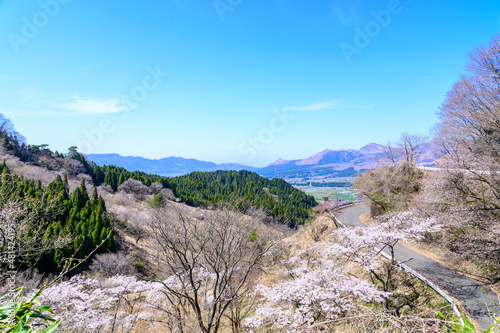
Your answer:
[358,143,385,155]
[267,158,291,167]
[295,149,333,166]
[296,149,362,166]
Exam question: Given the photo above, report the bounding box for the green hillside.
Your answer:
[90,164,317,227]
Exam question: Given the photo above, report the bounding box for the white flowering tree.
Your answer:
[40,275,164,332]
[330,210,441,309]
[246,210,442,331]
[40,273,220,332]
[246,246,387,332]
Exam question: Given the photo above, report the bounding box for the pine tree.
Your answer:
[63,173,69,191]
[68,146,78,158]
[104,170,118,191]
[92,165,104,185]
[2,134,12,150]
[1,162,9,175]
[91,187,98,204]
[79,179,88,199]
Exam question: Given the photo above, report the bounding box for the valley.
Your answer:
[85,141,442,190]
[1,7,500,329]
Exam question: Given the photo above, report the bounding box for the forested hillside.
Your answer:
[168,170,316,226]
[90,164,316,227]
[0,118,316,292]
[0,114,316,237]
[0,161,115,273]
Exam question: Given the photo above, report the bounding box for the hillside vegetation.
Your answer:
[356,36,500,293]
[3,36,500,333]
[0,114,316,279]
[89,164,316,227]
[0,121,456,333]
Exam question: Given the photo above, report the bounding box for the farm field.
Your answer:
[295,186,356,202]
[284,175,357,185]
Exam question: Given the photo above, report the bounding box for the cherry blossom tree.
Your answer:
[414,170,500,282]
[329,210,440,309]
[0,113,26,146]
[245,245,387,332]
[39,274,163,332]
[246,210,441,331]
[40,274,201,332]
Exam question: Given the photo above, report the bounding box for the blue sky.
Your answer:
[0,0,499,167]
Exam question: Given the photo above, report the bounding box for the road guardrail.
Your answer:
[333,213,465,325]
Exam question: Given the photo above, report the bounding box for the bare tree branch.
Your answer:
[148,203,281,333]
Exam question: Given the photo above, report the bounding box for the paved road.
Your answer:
[337,205,499,330]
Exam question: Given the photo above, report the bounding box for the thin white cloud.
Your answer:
[283,100,344,112]
[9,89,126,117]
[58,98,125,115]
[281,100,375,112]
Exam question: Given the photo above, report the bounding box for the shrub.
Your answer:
[150,193,164,208]
[89,252,135,277]
[118,179,151,201]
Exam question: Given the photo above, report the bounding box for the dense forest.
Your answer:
[89,165,316,227]
[0,162,115,273]
[168,170,316,226]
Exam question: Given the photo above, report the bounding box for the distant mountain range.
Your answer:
[84,153,258,177]
[85,142,441,179]
[258,142,440,179]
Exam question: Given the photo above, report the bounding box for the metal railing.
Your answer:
[333,214,465,325]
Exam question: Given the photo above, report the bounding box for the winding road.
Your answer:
[337,204,499,330]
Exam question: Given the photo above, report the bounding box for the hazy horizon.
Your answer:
[83,141,386,169]
[1,0,499,167]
